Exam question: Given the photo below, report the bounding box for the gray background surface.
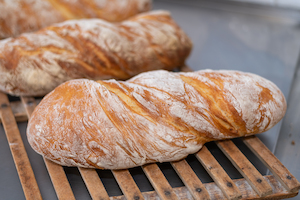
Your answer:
[1,0,300,199]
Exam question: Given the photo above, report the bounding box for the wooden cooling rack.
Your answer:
[0,67,300,200]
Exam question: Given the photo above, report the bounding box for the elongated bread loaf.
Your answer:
[0,0,152,39]
[0,10,192,96]
[27,69,287,169]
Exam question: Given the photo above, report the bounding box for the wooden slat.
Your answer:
[171,159,211,200]
[0,100,29,123]
[216,140,273,197]
[112,186,194,200]
[0,98,41,123]
[44,159,76,200]
[112,175,299,200]
[0,93,42,200]
[205,175,298,200]
[112,169,145,200]
[243,136,300,193]
[79,168,110,200]
[21,96,76,200]
[142,163,179,200]
[195,145,242,200]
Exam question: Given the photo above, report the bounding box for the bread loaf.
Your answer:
[0,0,152,39]
[27,69,287,170]
[0,10,192,96]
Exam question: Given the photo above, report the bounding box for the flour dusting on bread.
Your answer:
[0,10,192,96]
[0,0,153,39]
[27,70,286,169]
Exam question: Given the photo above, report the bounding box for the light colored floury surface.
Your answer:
[1,0,300,199]
[27,70,286,170]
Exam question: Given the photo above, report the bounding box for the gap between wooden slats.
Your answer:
[142,163,179,200]
[112,169,145,200]
[216,140,273,197]
[21,97,76,200]
[243,136,300,193]
[0,93,42,200]
[195,145,242,200]
[171,160,211,200]
[79,168,110,200]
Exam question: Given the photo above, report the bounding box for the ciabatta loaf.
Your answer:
[27,70,287,170]
[0,0,152,39]
[0,10,192,96]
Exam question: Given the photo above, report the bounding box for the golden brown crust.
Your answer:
[0,10,192,96]
[0,0,152,39]
[47,0,152,22]
[27,70,287,169]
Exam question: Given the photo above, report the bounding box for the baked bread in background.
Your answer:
[0,0,152,39]
[0,10,192,96]
[27,69,287,170]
